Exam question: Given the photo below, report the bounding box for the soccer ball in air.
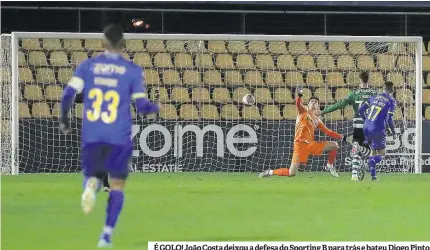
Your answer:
[242,94,256,105]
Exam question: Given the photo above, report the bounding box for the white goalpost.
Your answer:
[1,34,16,175]
[1,32,423,175]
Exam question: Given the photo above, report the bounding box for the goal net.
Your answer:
[1,33,423,175]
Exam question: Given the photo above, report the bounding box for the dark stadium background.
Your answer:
[2,1,430,40]
[2,1,429,114]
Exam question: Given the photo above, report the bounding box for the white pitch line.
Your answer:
[386,153,430,156]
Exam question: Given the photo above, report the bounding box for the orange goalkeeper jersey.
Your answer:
[294,96,342,143]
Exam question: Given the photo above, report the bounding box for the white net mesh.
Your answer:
[7,34,421,174]
[1,35,13,175]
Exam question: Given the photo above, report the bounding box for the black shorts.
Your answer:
[353,128,369,149]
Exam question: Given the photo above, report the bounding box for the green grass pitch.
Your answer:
[2,173,430,250]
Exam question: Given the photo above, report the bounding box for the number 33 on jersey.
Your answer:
[86,88,120,124]
[67,54,148,146]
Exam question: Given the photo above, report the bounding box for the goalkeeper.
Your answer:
[259,89,347,178]
[317,71,377,181]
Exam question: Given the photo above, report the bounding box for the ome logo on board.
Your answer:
[132,124,259,158]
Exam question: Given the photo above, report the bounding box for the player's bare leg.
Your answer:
[369,149,385,181]
[98,178,126,248]
[323,141,340,177]
[81,176,102,215]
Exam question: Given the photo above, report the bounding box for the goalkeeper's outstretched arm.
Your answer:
[317,122,344,140]
[321,91,353,115]
[295,88,306,114]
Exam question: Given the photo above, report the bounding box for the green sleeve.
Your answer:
[321,91,353,115]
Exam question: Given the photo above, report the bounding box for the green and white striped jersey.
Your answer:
[321,88,377,128]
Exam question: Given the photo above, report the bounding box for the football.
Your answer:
[242,94,256,105]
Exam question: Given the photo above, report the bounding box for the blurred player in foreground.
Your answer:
[59,24,159,248]
[359,81,397,181]
[259,88,348,178]
[318,72,376,181]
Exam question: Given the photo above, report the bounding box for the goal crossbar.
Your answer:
[12,32,423,43]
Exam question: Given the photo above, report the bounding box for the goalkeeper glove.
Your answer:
[297,88,304,98]
[342,135,354,144]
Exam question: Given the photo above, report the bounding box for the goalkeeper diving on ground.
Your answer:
[316,71,376,181]
[359,81,397,181]
[59,24,159,248]
[259,88,348,178]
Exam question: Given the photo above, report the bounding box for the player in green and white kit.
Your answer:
[319,72,377,180]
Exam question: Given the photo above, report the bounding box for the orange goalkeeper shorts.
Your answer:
[291,141,327,164]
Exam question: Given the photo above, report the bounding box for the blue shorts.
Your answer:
[82,143,132,180]
[363,128,386,151]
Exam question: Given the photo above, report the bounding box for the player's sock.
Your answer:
[98,227,113,248]
[368,155,383,178]
[326,150,340,177]
[350,142,359,177]
[102,189,124,240]
[272,168,289,176]
[359,145,371,157]
[351,154,361,176]
[327,150,337,166]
